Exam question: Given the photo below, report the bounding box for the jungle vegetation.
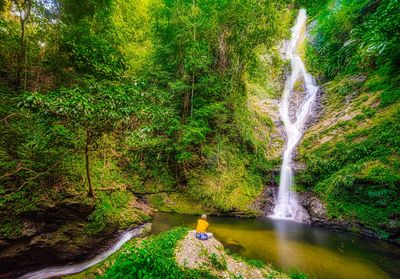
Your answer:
[0,0,399,254]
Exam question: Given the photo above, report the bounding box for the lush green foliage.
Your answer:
[296,0,329,17]
[298,102,400,237]
[21,81,141,131]
[0,0,291,230]
[1,0,398,276]
[306,0,400,105]
[298,0,400,238]
[102,227,216,278]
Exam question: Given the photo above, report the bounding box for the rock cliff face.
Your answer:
[293,75,400,245]
[0,199,151,278]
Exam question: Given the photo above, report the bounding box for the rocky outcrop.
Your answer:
[175,230,288,279]
[297,192,400,246]
[256,184,400,246]
[297,192,347,228]
[256,185,277,217]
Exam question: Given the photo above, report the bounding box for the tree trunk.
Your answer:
[190,73,194,118]
[13,0,32,90]
[190,0,196,118]
[85,131,95,198]
[17,19,25,88]
[181,90,190,123]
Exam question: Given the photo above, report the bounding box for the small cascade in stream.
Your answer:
[18,224,148,279]
[271,9,319,222]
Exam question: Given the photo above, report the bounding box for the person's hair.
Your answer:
[201,214,207,220]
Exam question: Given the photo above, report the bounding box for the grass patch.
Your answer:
[65,236,140,279]
[101,227,216,278]
[288,269,309,279]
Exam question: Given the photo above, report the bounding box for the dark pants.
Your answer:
[195,232,213,240]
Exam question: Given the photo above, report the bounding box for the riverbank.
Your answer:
[0,192,152,279]
[65,213,400,279]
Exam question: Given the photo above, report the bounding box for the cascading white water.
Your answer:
[271,9,319,221]
[18,224,148,279]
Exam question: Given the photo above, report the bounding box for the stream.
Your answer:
[152,213,400,279]
[18,225,149,279]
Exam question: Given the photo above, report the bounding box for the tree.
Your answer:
[22,80,141,197]
[148,0,287,181]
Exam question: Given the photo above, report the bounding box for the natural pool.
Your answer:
[151,213,400,279]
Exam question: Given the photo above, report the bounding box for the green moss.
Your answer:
[245,46,286,99]
[246,259,265,268]
[226,249,267,269]
[86,191,150,235]
[299,27,400,236]
[146,192,211,215]
[187,140,266,215]
[288,269,309,279]
[298,100,400,237]
[293,79,303,92]
[240,44,287,161]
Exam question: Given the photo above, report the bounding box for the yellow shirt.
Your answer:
[196,219,209,233]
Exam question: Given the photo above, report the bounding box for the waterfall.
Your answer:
[271,9,319,221]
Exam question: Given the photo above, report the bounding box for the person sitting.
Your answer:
[195,214,213,240]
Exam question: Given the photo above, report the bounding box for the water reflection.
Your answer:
[273,219,302,271]
[151,213,400,279]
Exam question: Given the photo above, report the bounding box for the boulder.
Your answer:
[175,230,288,279]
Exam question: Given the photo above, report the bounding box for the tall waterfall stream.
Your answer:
[271,9,318,221]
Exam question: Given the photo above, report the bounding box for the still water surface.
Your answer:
[151,213,400,279]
